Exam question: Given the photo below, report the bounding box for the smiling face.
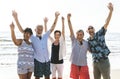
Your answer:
[76,30,84,40]
[54,30,61,41]
[23,28,33,41]
[88,26,95,37]
[35,25,43,36]
[23,32,31,41]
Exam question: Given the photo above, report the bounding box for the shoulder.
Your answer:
[16,39,23,46]
[83,40,88,44]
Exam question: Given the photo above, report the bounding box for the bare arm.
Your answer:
[104,2,113,29]
[12,10,24,33]
[44,17,48,32]
[10,22,22,46]
[67,13,74,37]
[44,17,54,42]
[61,16,65,39]
[50,11,60,33]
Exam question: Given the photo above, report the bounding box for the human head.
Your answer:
[54,30,61,40]
[76,29,84,40]
[35,25,43,36]
[23,27,33,40]
[87,25,95,36]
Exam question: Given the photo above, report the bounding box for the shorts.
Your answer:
[34,59,51,77]
[51,63,64,78]
[70,64,90,79]
[17,64,34,74]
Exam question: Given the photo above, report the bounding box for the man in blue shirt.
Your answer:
[87,2,113,79]
[12,10,60,79]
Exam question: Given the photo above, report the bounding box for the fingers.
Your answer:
[55,11,60,17]
[12,10,17,17]
[108,2,113,11]
[44,17,48,23]
[62,16,64,20]
[10,22,15,29]
[67,13,71,20]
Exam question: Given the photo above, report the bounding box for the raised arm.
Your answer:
[44,17,54,42]
[67,13,74,37]
[12,10,24,33]
[44,17,48,32]
[49,11,60,33]
[10,22,22,46]
[103,2,113,29]
[61,16,65,39]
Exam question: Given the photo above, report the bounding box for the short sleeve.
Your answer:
[96,26,107,36]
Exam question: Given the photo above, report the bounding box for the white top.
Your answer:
[70,35,89,66]
[30,30,50,62]
[59,35,66,60]
[50,35,66,60]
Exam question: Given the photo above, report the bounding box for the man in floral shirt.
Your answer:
[87,2,113,79]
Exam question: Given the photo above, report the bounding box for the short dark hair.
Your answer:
[88,25,94,30]
[54,30,61,36]
[77,29,84,35]
[24,27,33,35]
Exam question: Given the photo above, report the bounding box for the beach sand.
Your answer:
[0,61,120,79]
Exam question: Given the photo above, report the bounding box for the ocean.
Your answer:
[0,31,120,69]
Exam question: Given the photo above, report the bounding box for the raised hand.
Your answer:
[10,22,15,30]
[12,10,18,18]
[67,13,71,20]
[44,17,48,23]
[62,16,64,21]
[55,11,60,17]
[104,2,113,29]
[108,2,113,11]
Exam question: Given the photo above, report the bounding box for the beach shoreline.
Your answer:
[0,59,120,79]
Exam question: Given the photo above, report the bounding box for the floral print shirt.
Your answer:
[88,27,110,62]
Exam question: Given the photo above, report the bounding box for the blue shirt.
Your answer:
[30,30,50,63]
[70,35,89,66]
[87,27,110,62]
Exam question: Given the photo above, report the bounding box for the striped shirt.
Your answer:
[17,40,34,66]
[70,35,89,66]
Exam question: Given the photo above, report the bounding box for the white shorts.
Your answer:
[17,64,34,74]
[51,63,64,78]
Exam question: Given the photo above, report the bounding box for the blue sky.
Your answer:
[0,0,120,34]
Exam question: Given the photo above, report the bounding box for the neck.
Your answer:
[90,34,94,39]
[24,39,30,44]
[55,39,59,42]
[36,34,42,37]
[77,38,83,42]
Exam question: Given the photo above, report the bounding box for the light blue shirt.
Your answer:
[70,35,89,66]
[30,30,50,62]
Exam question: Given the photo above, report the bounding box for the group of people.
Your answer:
[9,2,113,79]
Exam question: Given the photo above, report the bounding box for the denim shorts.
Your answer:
[34,59,51,77]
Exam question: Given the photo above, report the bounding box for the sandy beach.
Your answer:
[0,59,120,79]
[0,66,120,79]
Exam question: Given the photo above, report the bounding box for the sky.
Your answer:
[0,0,120,35]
